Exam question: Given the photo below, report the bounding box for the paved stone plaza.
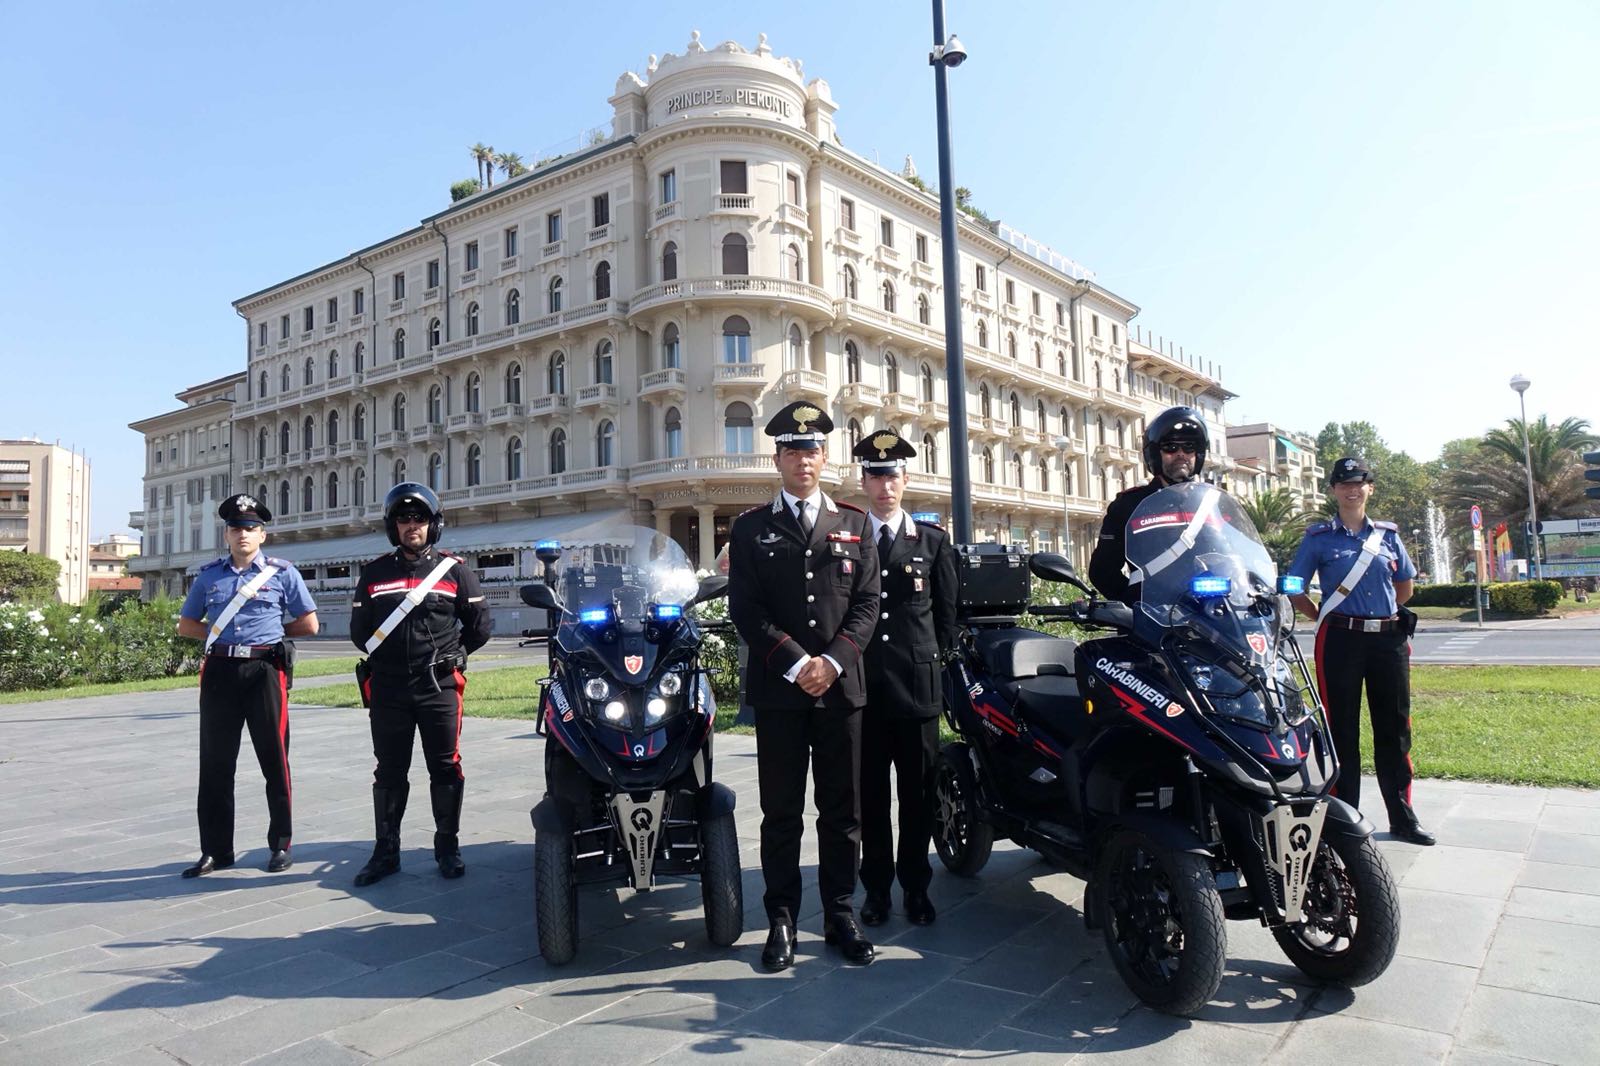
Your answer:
[1,684,1597,1064]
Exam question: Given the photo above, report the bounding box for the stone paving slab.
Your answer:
[3,687,1600,1064]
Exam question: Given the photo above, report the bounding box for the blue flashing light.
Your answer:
[1190,574,1232,598]
[1278,575,1306,595]
[652,603,684,621]
[578,607,611,624]
[535,539,561,551]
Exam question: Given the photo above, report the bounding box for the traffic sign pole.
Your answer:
[1471,507,1484,627]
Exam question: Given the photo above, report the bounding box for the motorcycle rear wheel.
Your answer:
[932,743,994,877]
[699,811,744,947]
[534,827,579,965]
[1273,832,1399,986]
[1094,828,1225,1016]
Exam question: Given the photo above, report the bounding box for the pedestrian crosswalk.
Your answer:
[1431,632,1488,661]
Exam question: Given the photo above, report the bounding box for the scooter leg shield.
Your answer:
[531,795,574,836]
[696,781,738,821]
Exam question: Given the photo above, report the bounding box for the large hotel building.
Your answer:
[130,34,1267,632]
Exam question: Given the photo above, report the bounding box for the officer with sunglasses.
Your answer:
[1089,406,1210,605]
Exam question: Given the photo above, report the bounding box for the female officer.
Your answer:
[1287,457,1434,846]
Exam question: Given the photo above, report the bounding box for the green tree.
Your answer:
[495,152,527,180]
[1313,421,1434,539]
[0,553,61,602]
[469,142,493,187]
[450,178,482,202]
[1239,487,1318,572]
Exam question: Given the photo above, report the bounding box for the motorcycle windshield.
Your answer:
[551,526,700,670]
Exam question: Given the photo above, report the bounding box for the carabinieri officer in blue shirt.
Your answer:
[177,494,319,876]
[1287,457,1434,846]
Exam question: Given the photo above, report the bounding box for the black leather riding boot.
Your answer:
[354,784,408,887]
[431,779,466,878]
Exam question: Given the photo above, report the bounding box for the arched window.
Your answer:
[845,340,861,383]
[393,328,406,360]
[548,351,566,394]
[280,364,292,392]
[847,418,863,452]
[785,243,803,281]
[1102,467,1112,501]
[979,383,992,419]
[1008,392,1020,427]
[549,428,567,474]
[326,470,340,508]
[661,324,681,369]
[327,409,341,446]
[595,420,615,466]
[1036,400,1047,431]
[721,233,748,275]
[920,362,935,402]
[1007,332,1018,360]
[279,420,291,455]
[352,467,366,507]
[328,350,340,378]
[506,436,523,480]
[304,356,315,386]
[465,303,479,337]
[922,433,939,474]
[1011,454,1024,489]
[1116,419,1127,449]
[1114,368,1123,392]
[722,316,750,363]
[257,483,268,505]
[787,324,804,371]
[506,289,521,326]
[393,458,406,484]
[594,261,611,300]
[1094,362,1103,388]
[506,361,523,404]
[278,480,291,516]
[1057,351,1067,378]
[982,447,996,483]
[842,264,858,300]
[976,319,989,349]
[1037,458,1050,493]
[917,294,931,326]
[465,372,481,413]
[548,275,563,313]
[302,476,315,512]
[1097,415,1107,445]
[353,403,367,440]
[427,452,443,490]
[595,339,614,385]
[1034,342,1043,368]
[353,342,365,374]
[1059,406,1071,438]
[428,317,442,349]
[258,370,269,397]
[1063,463,1074,495]
[881,280,896,314]
[257,427,268,460]
[427,384,443,424]
[664,407,683,458]
[392,393,407,431]
[661,241,677,282]
[724,403,755,453]
[884,351,900,394]
[466,443,483,486]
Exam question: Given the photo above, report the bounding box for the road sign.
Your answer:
[1470,505,1483,530]
[1472,529,1484,550]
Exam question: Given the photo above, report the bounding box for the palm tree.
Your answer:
[496,152,527,180]
[469,143,492,187]
[480,144,496,187]
[1239,487,1319,572]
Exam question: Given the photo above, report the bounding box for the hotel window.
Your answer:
[427,384,443,423]
[721,316,751,363]
[915,233,929,263]
[427,318,441,350]
[506,288,520,325]
[1112,323,1120,345]
[592,193,610,226]
[354,287,364,315]
[659,169,676,204]
[393,459,406,484]
[392,393,407,431]
[661,241,677,282]
[1092,313,1101,337]
[303,355,315,385]
[427,452,443,490]
[787,324,804,371]
[465,241,479,272]
[719,159,747,194]
[917,294,930,325]
[506,361,523,404]
[303,307,314,332]
[465,372,481,413]
[881,280,896,314]
[975,264,987,291]
[720,233,748,275]
[785,242,802,281]
[922,434,938,474]
[840,197,856,232]
[354,342,365,373]
[1004,279,1015,306]
[662,324,681,369]
[595,421,615,466]
[392,272,406,300]
[257,322,267,347]
[279,313,290,339]
[258,370,268,397]
[281,364,291,392]
[664,407,683,458]
[506,436,523,480]
[327,296,338,323]
[466,444,482,486]
[723,402,754,453]
[352,468,366,506]
[427,259,440,288]
[548,276,563,313]
[879,216,894,248]
[328,349,339,378]
[548,351,566,394]
[920,363,934,402]
[353,404,366,440]
[546,210,562,243]
[841,264,858,300]
[845,340,861,383]
[594,261,611,300]
[595,339,614,385]
[1056,301,1065,325]
[465,303,479,337]
[504,225,518,258]
[786,171,802,205]
[549,429,567,474]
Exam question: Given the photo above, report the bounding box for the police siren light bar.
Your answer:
[1190,574,1231,597]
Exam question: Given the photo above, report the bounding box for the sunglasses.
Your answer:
[1159,442,1198,455]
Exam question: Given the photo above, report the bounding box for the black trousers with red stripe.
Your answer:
[1314,623,1416,824]
[368,669,466,789]
[859,710,939,898]
[197,657,292,855]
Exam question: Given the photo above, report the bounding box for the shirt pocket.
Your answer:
[827,541,862,583]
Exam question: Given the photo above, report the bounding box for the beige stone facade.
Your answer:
[0,440,92,603]
[1225,423,1327,512]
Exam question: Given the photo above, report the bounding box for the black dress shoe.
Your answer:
[904,891,937,926]
[1390,823,1437,846]
[824,916,876,965]
[762,922,796,972]
[859,891,891,927]
[181,853,234,879]
[266,849,293,872]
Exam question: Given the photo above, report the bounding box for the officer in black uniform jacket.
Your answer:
[1089,406,1211,605]
[728,401,882,970]
[349,483,492,885]
[851,431,958,929]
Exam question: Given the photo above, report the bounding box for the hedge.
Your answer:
[0,596,200,693]
[1486,581,1562,616]
[1408,582,1478,608]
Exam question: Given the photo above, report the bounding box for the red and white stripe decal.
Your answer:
[451,669,466,771]
[366,578,459,598]
[277,665,293,847]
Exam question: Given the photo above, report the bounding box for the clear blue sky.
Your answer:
[3,1,1595,539]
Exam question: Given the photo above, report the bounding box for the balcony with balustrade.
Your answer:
[1091,386,1143,416]
[627,275,834,325]
[528,394,571,419]
[639,368,687,404]
[487,403,527,426]
[574,384,619,411]
[772,368,828,402]
[448,411,485,433]
[409,423,444,446]
[836,381,882,411]
[712,362,765,395]
[918,400,949,425]
[882,392,920,419]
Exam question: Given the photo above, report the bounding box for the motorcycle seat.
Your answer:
[973,630,1077,695]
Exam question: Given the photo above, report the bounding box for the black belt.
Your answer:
[1325,614,1398,633]
[208,643,280,660]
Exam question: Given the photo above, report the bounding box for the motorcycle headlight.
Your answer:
[584,677,610,702]
[657,671,683,697]
[646,697,669,721]
[602,700,627,723]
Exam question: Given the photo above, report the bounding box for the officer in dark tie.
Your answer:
[728,400,881,970]
[851,431,958,928]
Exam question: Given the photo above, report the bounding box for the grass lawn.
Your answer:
[308,663,549,720]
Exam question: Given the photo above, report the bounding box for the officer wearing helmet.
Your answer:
[1090,406,1210,605]
[349,483,493,885]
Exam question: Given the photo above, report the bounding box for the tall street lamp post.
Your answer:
[929,2,971,542]
[1509,374,1541,581]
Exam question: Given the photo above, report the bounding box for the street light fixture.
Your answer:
[929,2,972,543]
[1509,374,1541,581]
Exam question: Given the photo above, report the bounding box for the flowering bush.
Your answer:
[689,590,742,703]
[0,596,201,693]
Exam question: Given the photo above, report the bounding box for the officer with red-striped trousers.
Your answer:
[177,494,319,877]
[349,483,493,885]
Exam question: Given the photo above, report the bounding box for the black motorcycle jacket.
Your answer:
[1089,480,1162,606]
[350,546,493,679]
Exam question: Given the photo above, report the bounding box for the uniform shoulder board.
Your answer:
[837,500,866,514]
[441,551,464,562]
[1306,521,1334,536]
[1372,520,1400,532]
[200,557,225,571]
[735,504,763,518]
[918,519,945,531]
[266,557,292,569]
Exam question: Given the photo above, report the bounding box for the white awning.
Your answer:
[188,509,633,574]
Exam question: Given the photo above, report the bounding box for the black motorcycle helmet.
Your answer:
[383,482,444,547]
[1142,406,1209,481]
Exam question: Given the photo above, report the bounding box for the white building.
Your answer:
[0,439,92,603]
[133,33,1241,632]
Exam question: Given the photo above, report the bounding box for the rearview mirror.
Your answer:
[519,582,563,612]
[693,575,729,605]
[1029,552,1096,597]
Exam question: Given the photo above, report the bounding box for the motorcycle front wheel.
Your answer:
[931,743,994,877]
[1273,832,1399,986]
[534,827,579,965]
[699,811,744,947]
[1094,828,1225,1016]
